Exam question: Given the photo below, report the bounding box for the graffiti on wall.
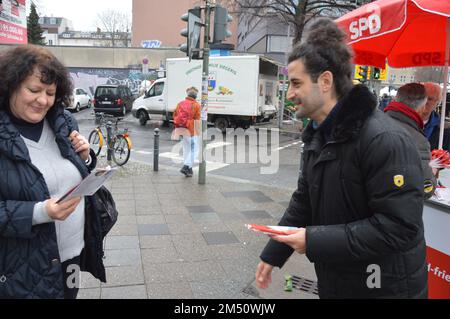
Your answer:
[69,67,158,97]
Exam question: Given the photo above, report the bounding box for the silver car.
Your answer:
[67,88,92,112]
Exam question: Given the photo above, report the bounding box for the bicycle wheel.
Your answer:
[112,135,131,166]
[88,130,102,156]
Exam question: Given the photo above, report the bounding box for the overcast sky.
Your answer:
[31,0,132,31]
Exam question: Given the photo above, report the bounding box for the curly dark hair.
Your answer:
[288,18,354,99]
[0,45,73,111]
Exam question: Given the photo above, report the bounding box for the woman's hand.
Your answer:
[45,197,82,221]
[70,130,90,161]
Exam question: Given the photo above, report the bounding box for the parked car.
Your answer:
[67,88,91,112]
[93,85,135,116]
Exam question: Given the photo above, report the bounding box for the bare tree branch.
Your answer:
[235,0,374,43]
[96,9,131,47]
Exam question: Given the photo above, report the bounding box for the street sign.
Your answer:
[378,64,388,81]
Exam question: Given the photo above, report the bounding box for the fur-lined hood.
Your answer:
[302,84,377,143]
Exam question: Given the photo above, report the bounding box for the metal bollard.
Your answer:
[153,128,159,171]
[106,120,113,163]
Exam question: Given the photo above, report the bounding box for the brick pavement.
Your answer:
[77,161,318,299]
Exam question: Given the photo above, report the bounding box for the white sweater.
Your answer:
[25,120,85,262]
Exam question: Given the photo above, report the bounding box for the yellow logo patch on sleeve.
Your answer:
[394,175,404,188]
[424,180,434,194]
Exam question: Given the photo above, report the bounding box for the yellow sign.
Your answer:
[378,64,388,81]
[394,175,405,188]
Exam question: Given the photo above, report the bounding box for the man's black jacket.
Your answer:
[261,85,428,298]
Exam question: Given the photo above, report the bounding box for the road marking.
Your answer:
[206,141,233,149]
[158,152,229,172]
[157,141,232,172]
[134,150,153,155]
[132,140,300,172]
[276,140,303,152]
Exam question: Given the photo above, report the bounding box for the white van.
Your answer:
[132,55,280,130]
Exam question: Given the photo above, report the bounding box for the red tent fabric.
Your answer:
[336,0,450,68]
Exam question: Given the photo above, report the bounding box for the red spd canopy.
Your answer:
[336,0,450,68]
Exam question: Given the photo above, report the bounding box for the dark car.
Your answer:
[93,85,135,116]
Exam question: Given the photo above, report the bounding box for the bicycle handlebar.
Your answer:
[94,112,124,125]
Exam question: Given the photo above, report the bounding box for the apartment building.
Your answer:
[132,0,237,48]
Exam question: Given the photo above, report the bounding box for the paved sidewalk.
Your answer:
[77,161,317,299]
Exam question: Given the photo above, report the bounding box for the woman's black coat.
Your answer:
[0,106,106,298]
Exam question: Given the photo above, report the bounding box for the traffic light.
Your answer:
[358,65,369,82]
[180,7,202,61]
[373,67,381,80]
[213,5,233,43]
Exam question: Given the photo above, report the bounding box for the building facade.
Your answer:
[39,16,131,47]
[132,0,237,48]
[58,30,131,47]
[236,13,293,64]
[39,16,74,46]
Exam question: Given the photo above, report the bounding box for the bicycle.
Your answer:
[88,112,133,166]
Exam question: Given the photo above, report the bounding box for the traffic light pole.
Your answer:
[198,1,211,185]
[279,24,291,129]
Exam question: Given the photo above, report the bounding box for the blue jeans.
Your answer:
[182,135,199,168]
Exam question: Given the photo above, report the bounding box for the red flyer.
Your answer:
[245,224,299,236]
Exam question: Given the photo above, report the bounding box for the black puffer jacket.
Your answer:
[261,85,428,298]
[385,109,436,198]
[0,106,106,298]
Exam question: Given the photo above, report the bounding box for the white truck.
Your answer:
[131,55,280,131]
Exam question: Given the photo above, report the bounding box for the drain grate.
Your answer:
[291,276,319,295]
[242,284,261,298]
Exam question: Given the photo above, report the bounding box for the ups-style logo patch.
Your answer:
[393,175,404,188]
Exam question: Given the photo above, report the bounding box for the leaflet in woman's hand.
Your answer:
[56,166,117,203]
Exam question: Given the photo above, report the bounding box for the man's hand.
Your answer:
[70,130,90,161]
[45,197,82,221]
[255,261,274,289]
[270,228,307,254]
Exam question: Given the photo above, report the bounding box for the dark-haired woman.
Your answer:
[0,45,106,298]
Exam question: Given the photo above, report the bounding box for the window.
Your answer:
[154,82,164,96]
[268,35,293,53]
[265,82,273,105]
[48,39,53,45]
[146,83,164,98]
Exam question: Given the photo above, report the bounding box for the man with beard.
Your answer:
[254,18,428,298]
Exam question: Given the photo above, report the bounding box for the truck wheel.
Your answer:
[214,117,228,133]
[138,111,148,126]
